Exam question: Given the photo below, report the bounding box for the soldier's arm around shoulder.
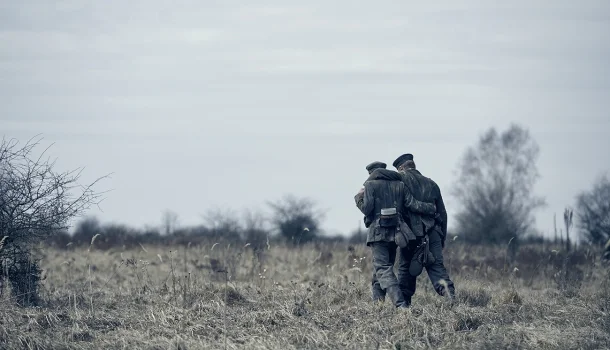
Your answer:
[368,168,402,181]
[354,190,365,213]
[401,183,436,215]
[361,182,375,216]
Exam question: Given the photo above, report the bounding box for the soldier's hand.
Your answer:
[434,213,442,223]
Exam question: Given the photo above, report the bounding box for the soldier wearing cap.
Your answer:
[355,161,388,302]
[354,161,437,308]
[355,161,388,226]
[391,153,456,303]
[366,161,387,173]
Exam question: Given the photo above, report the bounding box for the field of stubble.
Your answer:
[1,240,609,350]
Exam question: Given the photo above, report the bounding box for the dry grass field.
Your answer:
[1,240,609,350]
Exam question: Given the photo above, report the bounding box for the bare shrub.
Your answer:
[0,135,107,305]
[267,194,325,246]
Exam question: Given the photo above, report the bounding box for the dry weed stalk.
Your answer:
[87,234,100,315]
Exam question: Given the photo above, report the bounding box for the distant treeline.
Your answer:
[46,216,358,251]
[45,215,553,251]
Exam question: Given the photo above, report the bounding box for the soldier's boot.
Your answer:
[404,295,412,307]
[386,285,409,308]
[372,278,386,302]
[438,285,456,305]
[372,288,386,303]
[440,284,456,300]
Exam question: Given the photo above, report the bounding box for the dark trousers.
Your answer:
[397,229,455,299]
[371,270,386,301]
[370,240,412,308]
[371,241,399,291]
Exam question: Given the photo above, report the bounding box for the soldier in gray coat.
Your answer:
[354,166,437,308]
[603,238,610,262]
[360,161,389,302]
[391,154,456,303]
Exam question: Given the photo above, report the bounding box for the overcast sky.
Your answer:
[2,1,609,238]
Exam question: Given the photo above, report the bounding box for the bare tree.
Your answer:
[0,135,107,305]
[72,216,101,244]
[161,209,179,235]
[241,208,269,274]
[241,208,268,250]
[451,124,546,248]
[242,208,266,232]
[576,173,610,246]
[267,194,325,246]
[201,207,242,241]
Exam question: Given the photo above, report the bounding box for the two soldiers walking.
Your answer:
[354,153,455,308]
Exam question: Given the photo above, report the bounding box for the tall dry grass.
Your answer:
[0,239,608,349]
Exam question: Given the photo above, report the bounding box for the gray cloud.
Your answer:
[1,0,609,236]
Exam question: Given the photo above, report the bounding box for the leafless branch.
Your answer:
[1,136,110,256]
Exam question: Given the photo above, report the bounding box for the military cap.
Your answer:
[392,153,414,168]
[365,161,387,172]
